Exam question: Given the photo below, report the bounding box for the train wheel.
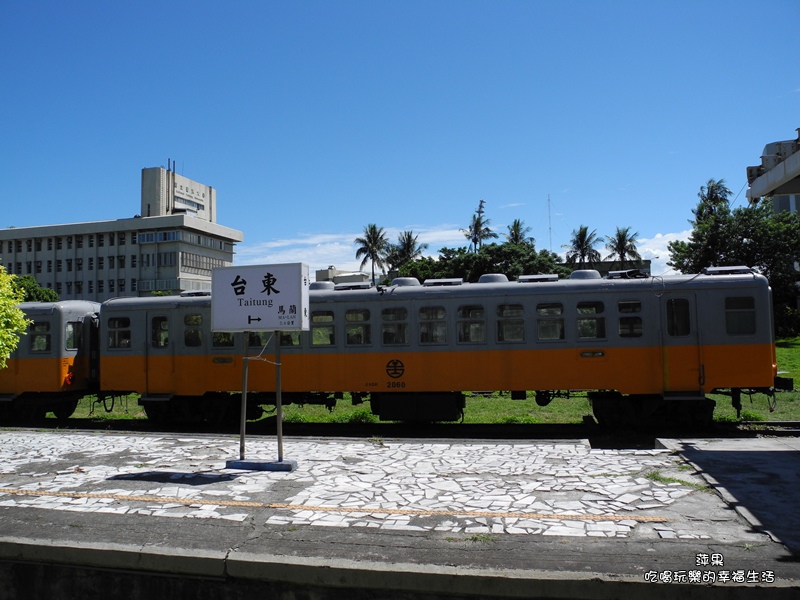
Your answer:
[53,399,79,421]
[143,403,169,423]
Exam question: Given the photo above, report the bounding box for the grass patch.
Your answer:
[645,470,710,492]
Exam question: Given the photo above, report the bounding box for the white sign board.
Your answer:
[211,263,310,332]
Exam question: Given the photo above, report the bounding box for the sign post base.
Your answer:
[225,458,298,472]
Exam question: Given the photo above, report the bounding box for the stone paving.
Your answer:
[0,431,710,540]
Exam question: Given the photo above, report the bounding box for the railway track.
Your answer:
[11,417,800,446]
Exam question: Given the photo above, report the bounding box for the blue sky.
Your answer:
[2,1,798,277]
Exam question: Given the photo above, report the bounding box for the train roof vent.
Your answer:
[423,278,464,287]
[391,277,421,286]
[310,281,335,290]
[607,269,648,279]
[518,274,559,283]
[180,290,211,296]
[478,273,508,283]
[569,269,602,280]
[334,282,373,291]
[702,266,753,276]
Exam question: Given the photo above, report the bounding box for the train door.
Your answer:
[660,293,703,394]
[145,311,174,395]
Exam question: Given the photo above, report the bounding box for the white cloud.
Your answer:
[636,230,691,276]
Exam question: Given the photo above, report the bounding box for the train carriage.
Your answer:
[95,267,784,426]
[0,300,100,420]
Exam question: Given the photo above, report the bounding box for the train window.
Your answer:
[280,331,302,347]
[108,317,131,348]
[29,322,51,352]
[248,331,269,348]
[666,299,691,337]
[618,300,642,338]
[382,307,408,345]
[419,306,447,344]
[577,302,606,340]
[618,300,641,314]
[725,296,756,335]
[151,316,169,348]
[65,322,83,350]
[345,309,371,345]
[457,305,485,343]
[184,314,202,347]
[311,311,336,346]
[537,303,564,341]
[497,304,524,342]
[212,332,235,347]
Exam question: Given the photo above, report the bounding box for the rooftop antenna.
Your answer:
[548,194,552,251]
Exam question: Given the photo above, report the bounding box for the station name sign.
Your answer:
[211,263,310,332]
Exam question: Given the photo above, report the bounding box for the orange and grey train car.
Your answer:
[0,301,100,421]
[97,267,786,426]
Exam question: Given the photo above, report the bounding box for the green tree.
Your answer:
[605,226,642,270]
[668,178,734,273]
[505,218,534,246]
[12,275,58,302]
[563,225,602,268]
[668,180,800,335]
[399,243,569,283]
[354,224,389,284]
[385,230,428,273]
[0,266,30,370]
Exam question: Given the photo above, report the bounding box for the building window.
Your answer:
[131,255,137,268]
[88,235,94,248]
[88,257,94,270]
[109,233,115,246]
[47,238,53,251]
[98,257,104,269]
[109,256,115,269]
[119,233,126,245]
[35,239,41,251]
[47,260,52,273]
[26,240,32,252]
[131,278,137,292]
[98,234,104,247]
[56,260,62,272]
[56,238,62,250]
[67,236,73,249]
[76,258,83,271]
[76,235,83,249]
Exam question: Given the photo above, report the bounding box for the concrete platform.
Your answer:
[0,430,798,598]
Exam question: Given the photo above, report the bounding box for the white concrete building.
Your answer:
[0,166,243,301]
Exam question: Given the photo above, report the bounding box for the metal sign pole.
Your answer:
[275,329,284,462]
[239,331,250,460]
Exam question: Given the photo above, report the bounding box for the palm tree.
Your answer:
[693,178,732,223]
[505,218,534,246]
[563,225,601,268]
[386,230,428,272]
[354,224,389,284]
[605,226,642,270]
[461,209,498,252]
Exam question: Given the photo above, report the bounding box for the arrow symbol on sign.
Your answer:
[248,316,262,324]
